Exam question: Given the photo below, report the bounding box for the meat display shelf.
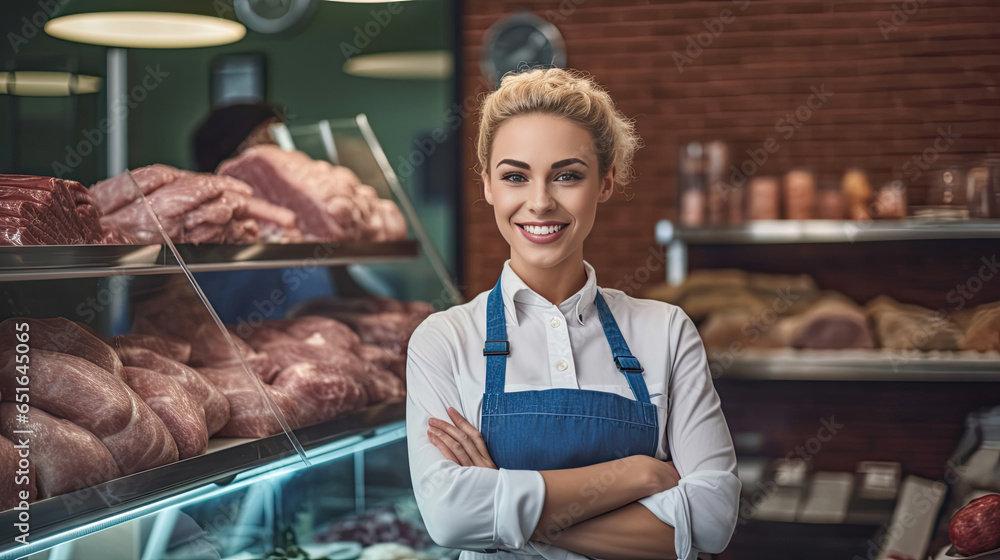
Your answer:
[655,219,1000,246]
[0,240,419,281]
[0,403,405,560]
[714,350,1000,382]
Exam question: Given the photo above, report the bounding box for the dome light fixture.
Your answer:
[45,11,245,49]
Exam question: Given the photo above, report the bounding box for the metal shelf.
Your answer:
[0,403,405,559]
[656,219,1000,246]
[0,241,419,281]
[713,350,1000,382]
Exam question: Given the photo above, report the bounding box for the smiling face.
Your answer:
[483,113,614,283]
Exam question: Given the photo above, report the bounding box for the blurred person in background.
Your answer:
[406,68,741,560]
[190,103,336,324]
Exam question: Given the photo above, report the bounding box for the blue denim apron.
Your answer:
[480,278,659,471]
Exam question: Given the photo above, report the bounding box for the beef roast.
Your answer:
[0,175,109,245]
[776,297,875,350]
[198,364,301,438]
[271,362,368,426]
[866,296,963,351]
[0,404,118,500]
[125,367,208,460]
[0,317,125,380]
[116,347,229,436]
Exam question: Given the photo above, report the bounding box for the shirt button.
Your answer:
[556,360,568,372]
[550,317,561,328]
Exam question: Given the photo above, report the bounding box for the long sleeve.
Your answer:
[638,309,741,559]
[406,317,546,551]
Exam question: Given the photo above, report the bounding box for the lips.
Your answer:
[516,222,569,244]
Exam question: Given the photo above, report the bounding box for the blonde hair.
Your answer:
[476,68,642,192]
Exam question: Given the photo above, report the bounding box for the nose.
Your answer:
[527,181,556,213]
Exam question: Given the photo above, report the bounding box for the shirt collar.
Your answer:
[499,260,598,327]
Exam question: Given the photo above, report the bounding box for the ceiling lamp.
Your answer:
[0,71,102,96]
[343,50,451,79]
[45,2,245,49]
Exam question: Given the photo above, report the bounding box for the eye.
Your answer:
[501,172,527,183]
[555,171,584,182]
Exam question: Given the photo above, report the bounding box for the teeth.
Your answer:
[524,224,565,235]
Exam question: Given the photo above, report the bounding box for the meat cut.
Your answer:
[217,145,406,242]
[0,404,119,500]
[866,296,963,351]
[115,347,230,436]
[776,297,875,350]
[0,317,125,380]
[271,362,368,426]
[112,333,193,364]
[0,174,134,245]
[198,364,301,438]
[89,164,184,215]
[125,367,208,460]
[0,348,177,475]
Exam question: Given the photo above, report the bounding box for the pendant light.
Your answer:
[343,50,451,79]
[44,0,246,49]
[0,72,102,96]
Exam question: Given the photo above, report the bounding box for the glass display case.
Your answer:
[0,121,456,560]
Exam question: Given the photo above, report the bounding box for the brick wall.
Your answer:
[460,0,1000,297]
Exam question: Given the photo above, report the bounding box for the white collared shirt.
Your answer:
[406,261,741,560]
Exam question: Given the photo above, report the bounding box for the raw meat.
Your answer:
[115,347,229,436]
[268,316,361,352]
[100,173,258,245]
[359,363,406,404]
[100,389,178,475]
[271,362,368,426]
[0,317,125,380]
[358,344,406,380]
[89,164,185,215]
[112,333,192,364]
[698,310,784,352]
[0,175,110,245]
[217,145,407,242]
[198,364,301,438]
[243,197,303,242]
[125,367,208,460]
[0,404,118,500]
[866,296,963,351]
[240,326,300,351]
[0,433,36,510]
[776,297,875,350]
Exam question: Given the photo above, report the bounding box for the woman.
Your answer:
[406,68,740,560]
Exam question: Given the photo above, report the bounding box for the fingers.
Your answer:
[447,407,496,468]
[428,431,460,464]
[429,425,475,466]
[429,414,494,469]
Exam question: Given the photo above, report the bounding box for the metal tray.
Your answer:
[0,241,419,280]
[0,402,404,556]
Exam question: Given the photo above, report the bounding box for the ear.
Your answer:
[482,171,494,205]
[597,167,616,203]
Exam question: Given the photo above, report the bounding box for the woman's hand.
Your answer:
[427,407,497,469]
[643,456,681,494]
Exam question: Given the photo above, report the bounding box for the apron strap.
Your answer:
[484,278,509,395]
[594,291,652,404]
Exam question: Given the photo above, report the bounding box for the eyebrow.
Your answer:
[496,158,589,169]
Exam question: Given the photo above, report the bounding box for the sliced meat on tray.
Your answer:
[0,404,118,500]
[116,347,229,436]
[125,367,208,460]
[0,317,125,380]
[198,364,300,438]
[89,164,184,215]
[272,362,369,426]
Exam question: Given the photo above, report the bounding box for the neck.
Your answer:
[508,252,588,307]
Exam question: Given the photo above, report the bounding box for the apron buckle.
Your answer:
[483,340,510,356]
[614,355,644,373]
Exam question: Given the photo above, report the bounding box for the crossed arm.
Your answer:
[429,407,680,559]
